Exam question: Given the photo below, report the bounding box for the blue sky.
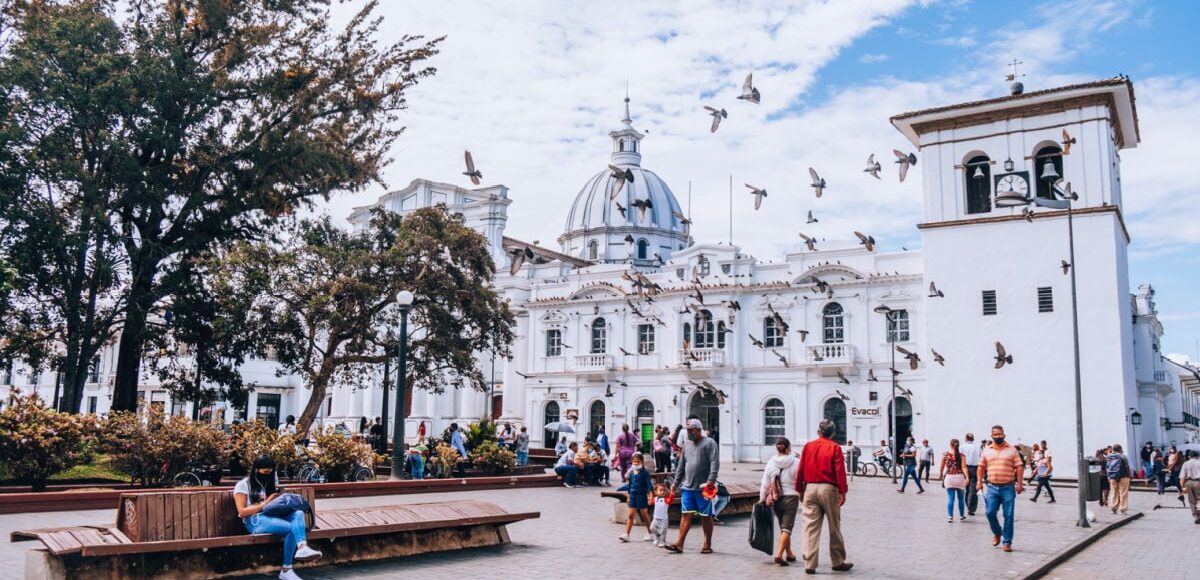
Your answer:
[327,0,1200,357]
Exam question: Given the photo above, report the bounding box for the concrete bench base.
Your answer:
[25,523,513,580]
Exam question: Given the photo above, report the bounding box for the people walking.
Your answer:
[664,418,719,555]
[978,425,1023,552]
[617,453,653,542]
[760,436,800,566]
[962,433,982,516]
[616,424,640,481]
[796,419,852,574]
[919,439,934,483]
[514,426,530,466]
[1180,450,1200,524]
[1106,444,1132,514]
[1140,442,1153,481]
[597,425,610,456]
[1167,446,1186,506]
[1152,446,1167,497]
[1030,443,1054,503]
[940,438,968,522]
[897,437,925,494]
[653,426,672,473]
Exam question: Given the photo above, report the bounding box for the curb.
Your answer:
[1020,511,1144,580]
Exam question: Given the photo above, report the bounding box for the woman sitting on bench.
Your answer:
[233,456,322,580]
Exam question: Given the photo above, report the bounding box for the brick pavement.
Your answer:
[0,467,1186,579]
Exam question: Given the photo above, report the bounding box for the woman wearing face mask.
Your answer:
[233,456,322,580]
[617,453,653,542]
[759,436,800,565]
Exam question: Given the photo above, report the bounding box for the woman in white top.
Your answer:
[232,456,322,580]
[759,436,800,566]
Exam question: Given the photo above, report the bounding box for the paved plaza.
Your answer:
[2,467,1194,579]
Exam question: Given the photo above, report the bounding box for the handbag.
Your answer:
[764,473,782,506]
[944,473,967,489]
[261,492,313,520]
[748,501,775,555]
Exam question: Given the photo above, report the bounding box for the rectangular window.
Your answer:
[89,356,101,383]
[886,309,910,343]
[637,324,656,355]
[763,402,786,441]
[87,396,98,414]
[546,329,562,357]
[981,290,997,316]
[764,318,785,348]
[1038,287,1054,313]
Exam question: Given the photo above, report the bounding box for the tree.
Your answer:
[216,207,514,435]
[0,0,441,413]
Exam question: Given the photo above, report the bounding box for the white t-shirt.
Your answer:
[555,449,576,468]
[653,496,670,520]
[962,442,982,466]
[232,474,278,504]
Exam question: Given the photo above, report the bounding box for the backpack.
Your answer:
[1105,454,1127,479]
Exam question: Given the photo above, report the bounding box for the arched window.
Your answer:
[619,141,625,152]
[698,256,710,277]
[637,399,654,420]
[637,400,654,440]
[543,401,560,449]
[694,310,715,348]
[965,155,991,214]
[1034,145,1063,200]
[587,240,599,260]
[590,318,607,354]
[823,302,844,344]
[763,398,786,442]
[637,239,649,260]
[823,398,847,444]
[589,400,606,438]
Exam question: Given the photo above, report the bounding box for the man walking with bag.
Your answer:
[796,419,853,575]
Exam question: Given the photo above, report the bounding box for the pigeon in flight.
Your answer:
[737,73,761,104]
[796,329,809,342]
[809,167,826,198]
[631,198,654,221]
[928,281,944,298]
[745,184,768,210]
[748,334,765,348]
[1056,181,1078,201]
[1061,128,1076,155]
[994,341,1013,368]
[810,275,829,294]
[894,150,917,182]
[1061,260,1071,275]
[766,303,789,333]
[508,246,535,276]
[798,232,817,252]
[515,370,532,379]
[807,210,818,224]
[932,349,945,366]
[771,349,789,368]
[624,234,635,254]
[604,384,614,398]
[854,231,876,252]
[704,106,728,133]
[836,370,850,385]
[867,369,878,382]
[608,164,635,200]
[672,211,693,233]
[463,150,483,185]
[896,345,921,370]
[619,347,632,356]
[615,201,627,219]
[864,154,881,179]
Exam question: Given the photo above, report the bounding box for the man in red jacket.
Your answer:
[796,419,853,574]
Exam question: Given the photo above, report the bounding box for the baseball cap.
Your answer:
[686,418,703,430]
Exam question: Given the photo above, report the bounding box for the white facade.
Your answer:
[4,80,1195,476]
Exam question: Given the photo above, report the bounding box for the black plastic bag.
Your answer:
[748,501,775,555]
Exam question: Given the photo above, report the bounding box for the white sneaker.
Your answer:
[279,569,303,580]
[643,534,654,542]
[617,534,630,542]
[294,543,322,561]
[564,482,574,488]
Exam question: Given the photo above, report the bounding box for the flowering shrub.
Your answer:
[432,440,466,478]
[100,412,230,487]
[469,441,515,475]
[310,429,374,481]
[231,420,302,475]
[0,392,98,491]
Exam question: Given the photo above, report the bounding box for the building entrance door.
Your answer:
[888,397,913,456]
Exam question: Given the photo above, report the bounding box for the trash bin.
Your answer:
[1084,459,1104,502]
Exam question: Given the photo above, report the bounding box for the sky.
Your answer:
[321,0,1200,358]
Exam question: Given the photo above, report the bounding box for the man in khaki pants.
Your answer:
[1181,450,1200,524]
[795,419,853,575]
[1105,444,1132,515]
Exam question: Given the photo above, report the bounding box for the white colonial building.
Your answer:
[4,78,1198,476]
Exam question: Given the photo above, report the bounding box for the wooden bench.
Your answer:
[14,487,539,579]
[601,482,760,525]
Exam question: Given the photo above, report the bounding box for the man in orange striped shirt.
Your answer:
[977,425,1024,552]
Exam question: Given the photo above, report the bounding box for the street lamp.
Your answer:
[874,304,902,483]
[1129,409,1141,426]
[995,159,1088,528]
[378,330,394,456]
[389,290,415,481]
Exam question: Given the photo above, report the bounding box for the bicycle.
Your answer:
[295,460,374,483]
[847,458,877,477]
[170,464,222,487]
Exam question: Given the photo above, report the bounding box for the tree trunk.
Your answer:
[112,251,160,412]
[295,350,339,436]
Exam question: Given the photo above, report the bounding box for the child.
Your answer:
[649,482,671,548]
[617,453,653,542]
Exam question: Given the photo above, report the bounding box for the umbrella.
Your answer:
[543,422,575,434]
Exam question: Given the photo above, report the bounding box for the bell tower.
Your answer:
[891,77,1141,477]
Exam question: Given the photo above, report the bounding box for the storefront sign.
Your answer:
[850,406,880,418]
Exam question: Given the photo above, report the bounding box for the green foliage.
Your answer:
[99,411,230,487]
[469,441,515,476]
[0,391,98,490]
[465,418,497,451]
[310,429,374,482]
[231,419,301,474]
[432,441,466,478]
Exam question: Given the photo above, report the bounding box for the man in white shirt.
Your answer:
[555,442,580,488]
[962,432,982,516]
[1180,450,1200,524]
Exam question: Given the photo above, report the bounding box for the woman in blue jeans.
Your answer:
[939,438,968,522]
[233,456,322,580]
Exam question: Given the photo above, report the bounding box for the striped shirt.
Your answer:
[980,443,1021,486]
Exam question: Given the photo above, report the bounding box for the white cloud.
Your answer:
[859,53,890,63]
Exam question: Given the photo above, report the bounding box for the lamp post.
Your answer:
[874,304,901,483]
[389,290,415,481]
[996,160,1089,528]
[378,330,393,456]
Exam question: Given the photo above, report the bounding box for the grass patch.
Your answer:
[49,455,130,482]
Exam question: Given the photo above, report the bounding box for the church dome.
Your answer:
[559,97,690,264]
